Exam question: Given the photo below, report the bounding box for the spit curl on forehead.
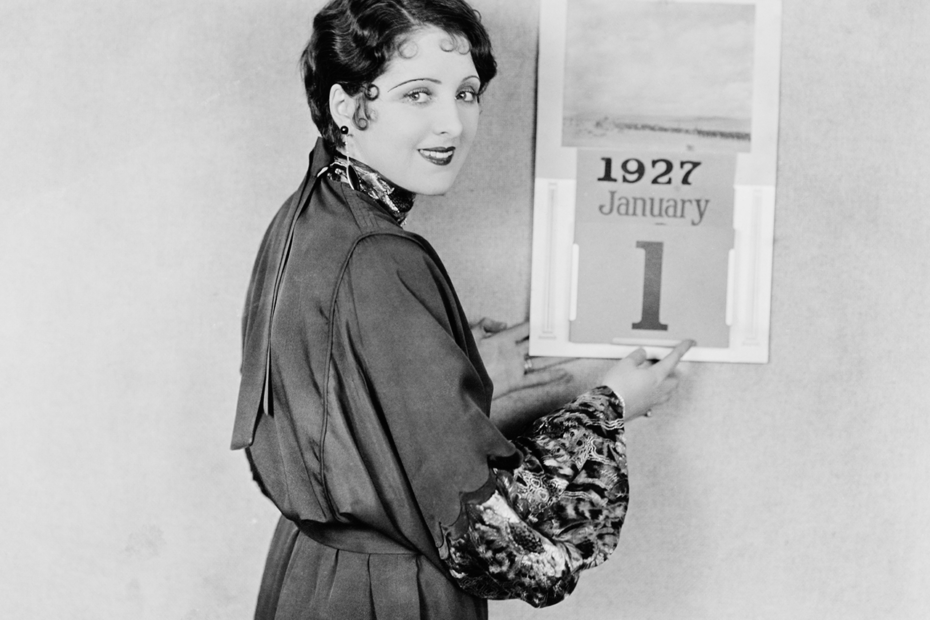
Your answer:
[393,28,472,61]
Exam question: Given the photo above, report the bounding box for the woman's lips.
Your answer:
[418,147,455,166]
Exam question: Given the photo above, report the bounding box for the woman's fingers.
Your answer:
[505,321,531,341]
[652,340,694,378]
[472,317,508,336]
[527,355,570,370]
[626,348,648,366]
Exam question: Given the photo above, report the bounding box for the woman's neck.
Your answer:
[331,150,416,225]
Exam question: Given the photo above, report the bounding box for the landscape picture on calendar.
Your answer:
[562,0,756,153]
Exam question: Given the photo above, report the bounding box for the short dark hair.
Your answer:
[300,0,497,147]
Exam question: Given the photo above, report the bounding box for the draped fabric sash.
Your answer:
[231,150,332,450]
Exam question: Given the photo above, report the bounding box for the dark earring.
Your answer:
[339,125,359,191]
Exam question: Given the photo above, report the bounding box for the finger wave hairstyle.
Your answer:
[300,0,497,148]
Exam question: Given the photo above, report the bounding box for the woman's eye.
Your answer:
[404,89,431,103]
[457,89,477,103]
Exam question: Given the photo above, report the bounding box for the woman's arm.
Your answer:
[343,234,687,605]
[470,319,617,438]
[442,387,628,607]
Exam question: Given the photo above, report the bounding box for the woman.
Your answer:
[232,1,691,618]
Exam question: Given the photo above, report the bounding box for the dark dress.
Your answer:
[233,140,629,619]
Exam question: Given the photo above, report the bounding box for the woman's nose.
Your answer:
[432,98,464,137]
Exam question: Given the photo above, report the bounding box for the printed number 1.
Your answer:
[632,241,669,332]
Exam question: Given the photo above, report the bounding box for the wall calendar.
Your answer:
[530,0,782,363]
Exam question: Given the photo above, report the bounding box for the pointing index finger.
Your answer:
[652,340,695,377]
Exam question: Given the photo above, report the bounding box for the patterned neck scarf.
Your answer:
[328,155,416,226]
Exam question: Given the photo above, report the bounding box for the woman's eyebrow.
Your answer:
[388,75,480,91]
[389,78,441,91]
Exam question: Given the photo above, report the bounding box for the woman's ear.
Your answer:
[329,84,356,133]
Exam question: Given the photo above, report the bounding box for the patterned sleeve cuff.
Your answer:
[588,385,625,422]
[440,384,631,605]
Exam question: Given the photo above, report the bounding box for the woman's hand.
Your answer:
[601,340,694,421]
[471,320,569,399]
[489,357,614,438]
[473,320,694,433]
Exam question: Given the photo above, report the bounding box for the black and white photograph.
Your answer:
[2,1,929,619]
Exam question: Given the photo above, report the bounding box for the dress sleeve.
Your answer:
[342,234,520,548]
[442,387,629,608]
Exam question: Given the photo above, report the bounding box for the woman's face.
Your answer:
[346,27,482,195]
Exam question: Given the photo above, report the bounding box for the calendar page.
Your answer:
[571,150,736,348]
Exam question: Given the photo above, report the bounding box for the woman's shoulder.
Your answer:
[334,223,463,330]
[345,230,447,290]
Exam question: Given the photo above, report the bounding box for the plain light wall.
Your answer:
[1,1,928,619]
